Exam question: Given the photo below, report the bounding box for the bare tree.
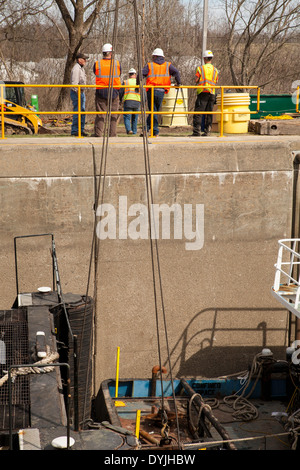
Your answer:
[222,0,300,90]
[54,0,105,109]
[0,0,53,74]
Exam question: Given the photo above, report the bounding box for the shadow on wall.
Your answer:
[167,307,289,378]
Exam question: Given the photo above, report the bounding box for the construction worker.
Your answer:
[191,50,219,136]
[70,52,89,136]
[93,43,122,137]
[119,68,141,135]
[139,48,181,137]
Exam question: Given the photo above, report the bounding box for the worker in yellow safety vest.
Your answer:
[119,68,141,135]
[191,50,219,137]
[93,43,122,137]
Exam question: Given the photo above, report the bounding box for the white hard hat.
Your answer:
[152,48,164,57]
[204,50,214,58]
[102,43,113,53]
[129,68,136,74]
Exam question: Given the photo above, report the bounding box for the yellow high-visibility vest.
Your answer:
[196,63,218,94]
[123,78,141,102]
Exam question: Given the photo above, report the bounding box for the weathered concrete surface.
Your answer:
[1,134,300,394]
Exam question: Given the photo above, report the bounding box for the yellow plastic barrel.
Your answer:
[216,93,250,134]
[161,87,188,126]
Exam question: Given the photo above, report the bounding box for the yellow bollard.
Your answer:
[115,346,125,407]
[115,346,120,398]
[135,410,141,439]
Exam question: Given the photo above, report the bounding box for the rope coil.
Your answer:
[188,392,213,433]
[0,348,59,387]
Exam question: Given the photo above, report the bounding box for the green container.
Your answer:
[31,94,39,112]
[250,94,296,119]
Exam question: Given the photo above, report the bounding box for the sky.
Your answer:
[180,0,224,14]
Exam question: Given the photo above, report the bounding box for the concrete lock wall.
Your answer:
[1,136,300,393]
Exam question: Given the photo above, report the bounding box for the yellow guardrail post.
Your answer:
[150,86,154,137]
[219,86,224,137]
[256,88,260,113]
[77,85,82,138]
[297,86,299,113]
[0,83,6,140]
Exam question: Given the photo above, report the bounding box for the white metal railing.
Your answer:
[273,239,300,313]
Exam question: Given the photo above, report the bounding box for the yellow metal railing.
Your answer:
[147,85,262,137]
[0,83,299,140]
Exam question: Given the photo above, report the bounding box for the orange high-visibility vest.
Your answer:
[95,59,121,89]
[146,61,171,93]
[124,78,141,102]
[196,63,218,94]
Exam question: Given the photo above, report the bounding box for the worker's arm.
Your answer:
[137,63,149,83]
[119,82,125,101]
[169,64,181,86]
[70,64,81,92]
[195,67,201,84]
[72,64,82,85]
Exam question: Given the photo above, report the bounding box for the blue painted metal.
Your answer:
[107,377,286,400]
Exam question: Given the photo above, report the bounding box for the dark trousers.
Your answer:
[70,90,86,135]
[94,95,119,137]
[193,92,215,135]
[146,89,165,136]
[123,103,140,134]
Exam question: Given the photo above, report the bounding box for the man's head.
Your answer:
[128,67,137,78]
[76,52,88,66]
[102,43,113,58]
[152,48,164,58]
[203,50,214,63]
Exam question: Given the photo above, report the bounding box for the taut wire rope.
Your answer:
[81,0,121,426]
[82,0,181,446]
[132,0,181,448]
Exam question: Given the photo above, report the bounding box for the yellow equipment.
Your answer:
[0,81,51,135]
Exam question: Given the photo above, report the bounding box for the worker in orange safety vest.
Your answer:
[138,48,181,137]
[93,43,122,137]
[191,50,219,137]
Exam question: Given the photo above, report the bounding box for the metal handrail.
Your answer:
[1,82,297,140]
[273,238,300,310]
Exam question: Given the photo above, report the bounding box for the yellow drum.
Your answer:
[161,87,188,126]
[216,93,250,133]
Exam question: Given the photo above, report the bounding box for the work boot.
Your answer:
[202,125,211,136]
[190,126,201,136]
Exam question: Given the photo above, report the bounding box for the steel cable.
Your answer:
[82,0,181,446]
[82,0,121,426]
[132,0,181,448]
